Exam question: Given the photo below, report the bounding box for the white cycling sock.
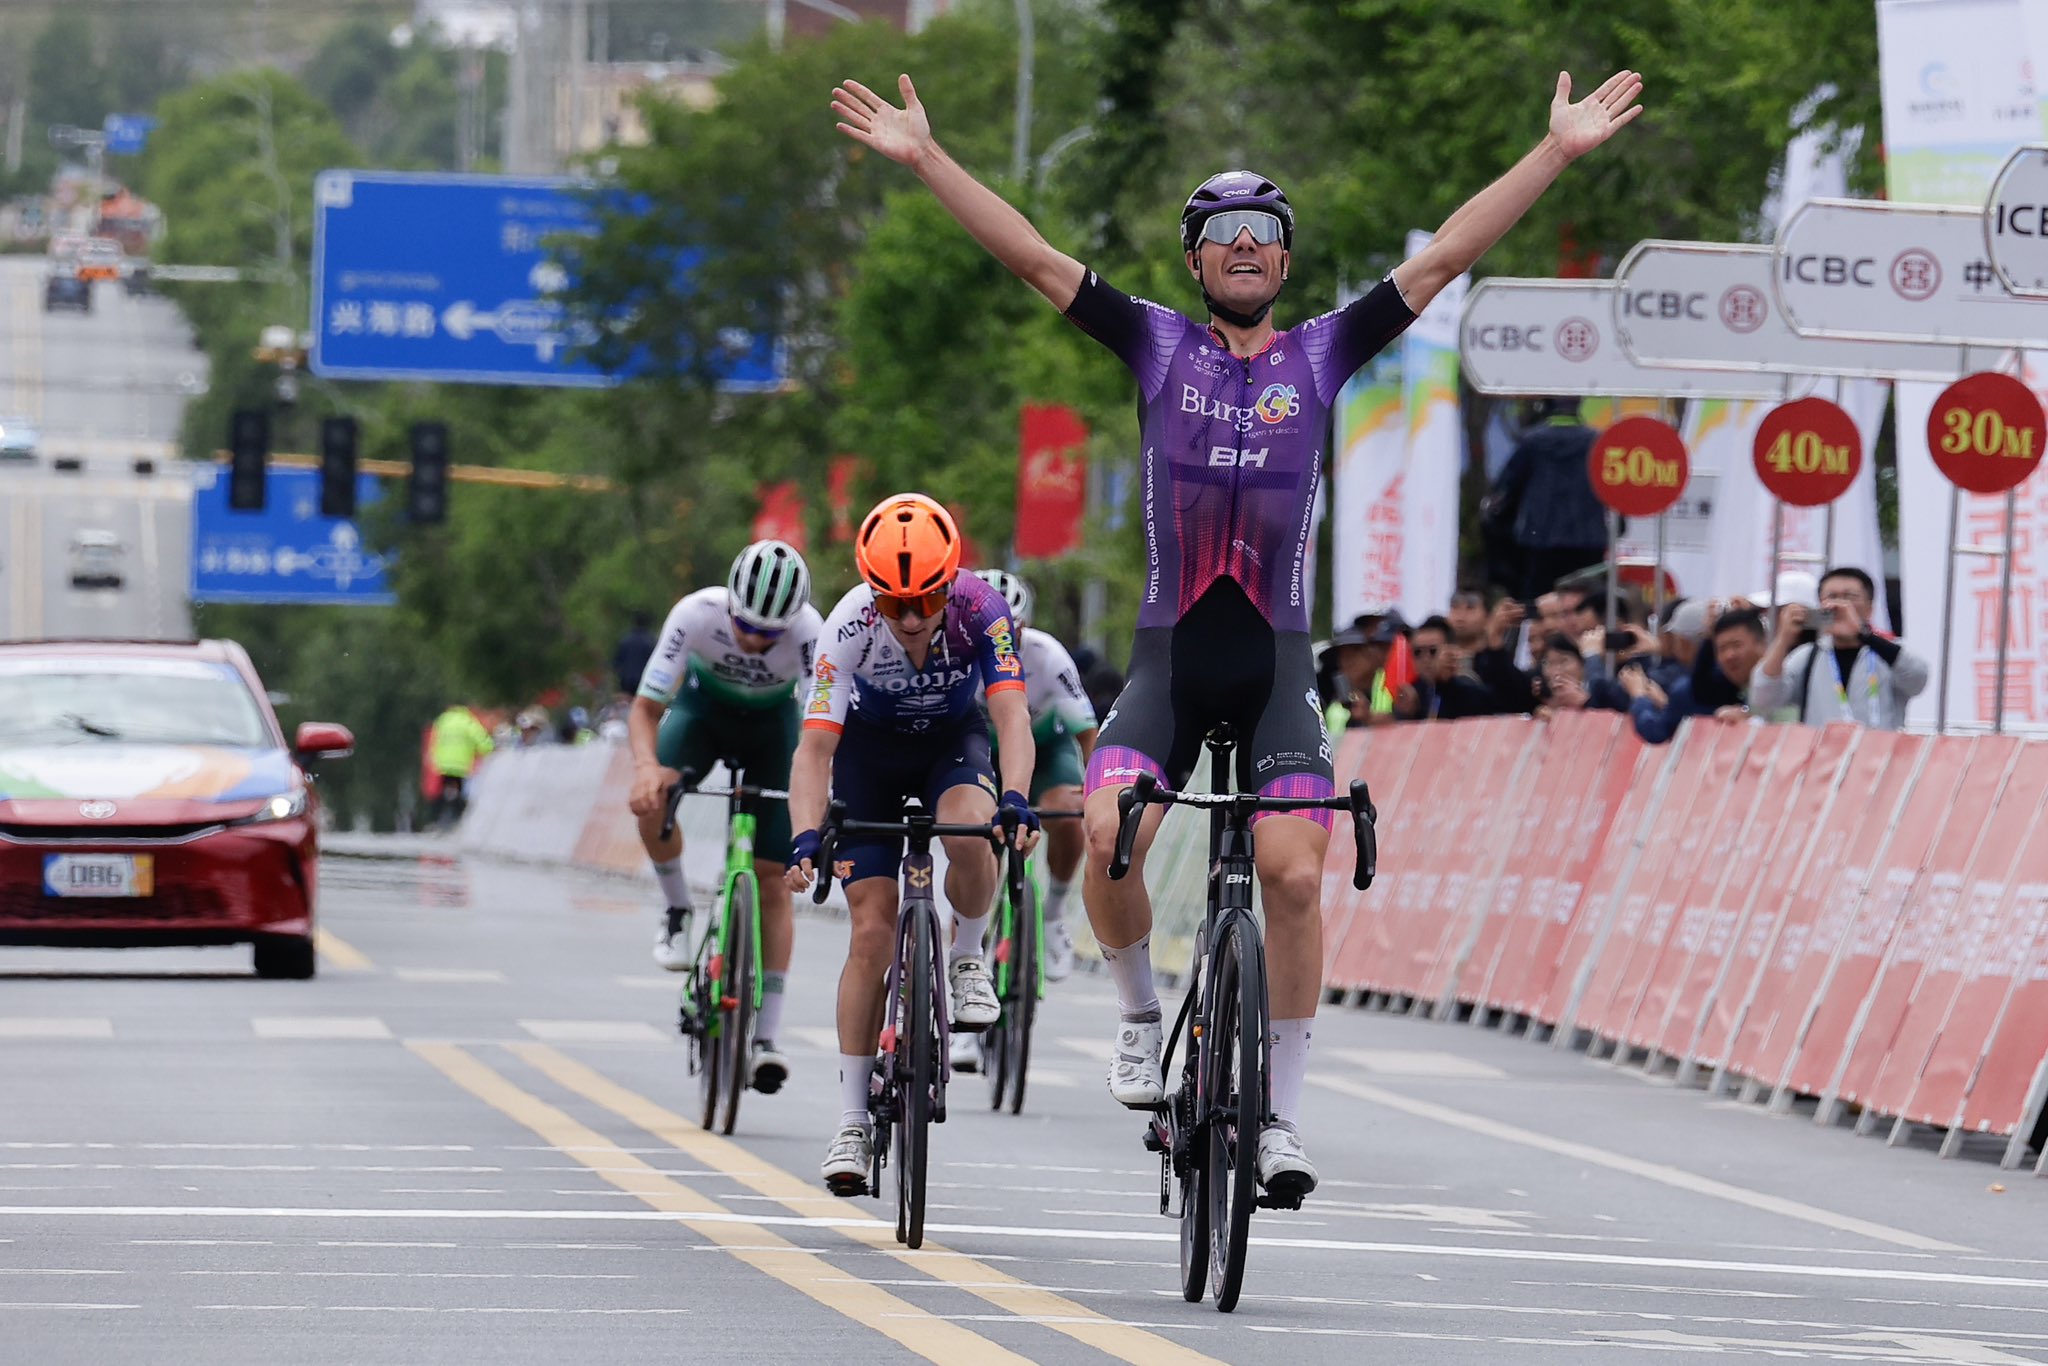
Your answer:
[1269,1018,1313,1129]
[755,972,787,1043]
[1100,932,1160,1021]
[838,1053,872,1130]
[652,859,690,912]
[1044,876,1074,925]
[951,911,990,962]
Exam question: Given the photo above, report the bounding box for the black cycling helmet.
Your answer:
[1179,170,1296,254]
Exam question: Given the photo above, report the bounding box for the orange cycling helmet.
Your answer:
[855,492,961,596]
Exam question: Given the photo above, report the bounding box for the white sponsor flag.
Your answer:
[1331,233,1466,625]
[1880,0,2048,730]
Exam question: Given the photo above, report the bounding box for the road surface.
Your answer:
[0,254,204,640]
[1,844,2043,1364]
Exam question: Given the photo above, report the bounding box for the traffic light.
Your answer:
[319,416,358,518]
[408,421,449,525]
[228,409,268,511]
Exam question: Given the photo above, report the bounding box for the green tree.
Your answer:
[28,13,107,135]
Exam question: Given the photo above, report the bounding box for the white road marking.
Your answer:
[0,1018,113,1039]
[0,1302,137,1311]
[395,968,508,985]
[1326,1047,1508,1080]
[612,976,678,992]
[250,1017,391,1041]
[1309,1074,1967,1254]
[199,1305,690,1316]
[517,1021,666,1044]
[786,1026,842,1053]
[7,1205,2040,1293]
[0,1269,125,1276]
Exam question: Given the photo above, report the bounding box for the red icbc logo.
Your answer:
[1719,285,1767,333]
[1891,249,1941,301]
[1554,317,1599,362]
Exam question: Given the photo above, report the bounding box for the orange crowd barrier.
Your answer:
[1317,713,2048,1162]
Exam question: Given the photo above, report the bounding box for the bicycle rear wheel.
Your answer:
[1003,876,1039,1116]
[716,874,758,1136]
[896,906,937,1248]
[1206,913,1265,1313]
[1173,1017,1209,1303]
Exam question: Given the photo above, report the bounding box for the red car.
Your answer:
[0,639,353,977]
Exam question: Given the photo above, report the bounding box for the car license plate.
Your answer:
[42,854,154,898]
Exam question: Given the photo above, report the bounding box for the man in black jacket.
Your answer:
[1491,398,1609,601]
[1396,615,1497,720]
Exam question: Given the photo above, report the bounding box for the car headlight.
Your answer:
[232,789,308,825]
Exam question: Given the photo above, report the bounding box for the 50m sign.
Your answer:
[1588,416,1689,518]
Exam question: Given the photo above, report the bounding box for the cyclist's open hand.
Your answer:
[630,764,683,818]
[1549,69,1644,161]
[832,74,932,166]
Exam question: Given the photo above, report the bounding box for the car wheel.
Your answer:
[253,936,317,980]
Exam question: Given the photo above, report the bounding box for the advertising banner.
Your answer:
[1332,349,1406,622]
[1397,229,1465,623]
[1879,0,2048,731]
[1015,403,1088,559]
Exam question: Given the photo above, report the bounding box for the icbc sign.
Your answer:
[1926,372,2046,495]
[1752,397,1862,507]
[1588,416,1689,518]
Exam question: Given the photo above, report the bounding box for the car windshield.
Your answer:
[0,660,272,748]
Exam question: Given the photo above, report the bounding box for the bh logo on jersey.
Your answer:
[1254,383,1300,425]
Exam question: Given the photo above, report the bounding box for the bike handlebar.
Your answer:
[1106,774,1378,891]
[659,772,791,840]
[808,799,1028,905]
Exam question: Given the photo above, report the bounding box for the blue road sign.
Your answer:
[101,114,156,156]
[309,170,781,389]
[191,466,394,606]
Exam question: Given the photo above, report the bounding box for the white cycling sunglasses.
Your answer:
[1196,210,1285,247]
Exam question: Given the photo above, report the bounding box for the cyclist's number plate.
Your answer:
[43,854,154,898]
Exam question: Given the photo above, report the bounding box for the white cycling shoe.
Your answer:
[651,907,691,972]
[948,1029,981,1074]
[1044,920,1077,982]
[949,956,1000,1031]
[821,1124,872,1197]
[1107,1017,1165,1108]
[1256,1122,1318,1200]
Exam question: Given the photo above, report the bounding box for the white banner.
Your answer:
[1882,0,2048,731]
[1331,234,1466,624]
[1396,229,1465,623]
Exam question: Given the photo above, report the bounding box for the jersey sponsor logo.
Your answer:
[1253,383,1300,424]
[1179,384,1281,429]
[1209,444,1269,468]
[806,658,839,715]
[984,617,1022,675]
[833,859,855,881]
[976,774,998,798]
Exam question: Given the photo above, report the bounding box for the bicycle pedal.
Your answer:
[1141,1127,1165,1154]
[1256,1191,1306,1211]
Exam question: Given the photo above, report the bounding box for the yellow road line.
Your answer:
[313,928,374,971]
[513,1042,1225,1366]
[408,1043,1035,1364]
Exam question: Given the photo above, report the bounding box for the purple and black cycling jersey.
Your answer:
[1063,270,1416,634]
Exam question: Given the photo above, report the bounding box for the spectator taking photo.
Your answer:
[1749,567,1928,729]
[1624,607,1768,744]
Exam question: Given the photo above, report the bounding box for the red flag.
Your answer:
[752,481,807,551]
[1385,634,1419,691]
[827,455,864,543]
[1016,403,1088,559]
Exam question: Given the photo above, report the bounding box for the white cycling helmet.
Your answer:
[727,539,811,629]
[977,568,1033,631]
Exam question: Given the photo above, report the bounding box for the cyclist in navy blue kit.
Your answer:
[832,65,1644,1201]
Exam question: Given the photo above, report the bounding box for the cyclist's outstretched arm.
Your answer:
[784,727,838,892]
[833,74,1084,310]
[1393,68,1644,313]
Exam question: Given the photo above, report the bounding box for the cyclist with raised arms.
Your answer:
[831,67,1643,1200]
[977,569,1095,979]
[784,494,1040,1194]
[629,539,822,1095]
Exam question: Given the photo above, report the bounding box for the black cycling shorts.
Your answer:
[1085,579,1335,828]
[830,711,998,884]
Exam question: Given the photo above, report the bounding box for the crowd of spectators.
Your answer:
[1317,566,1930,747]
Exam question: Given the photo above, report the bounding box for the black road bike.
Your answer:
[812,799,1026,1248]
[1107,726,1376,1312]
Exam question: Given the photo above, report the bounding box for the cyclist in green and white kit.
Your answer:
[628,540,821,1093]
[979,570,1096,977]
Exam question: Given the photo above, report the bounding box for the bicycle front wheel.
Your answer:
[986,891,1013,1112]
[716,873,758,1136]
[896,907,938,1248]
[1004,875,1040,1116]
[1206,913,1266,1312]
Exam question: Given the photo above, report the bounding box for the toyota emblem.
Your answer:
[78,800,117,819]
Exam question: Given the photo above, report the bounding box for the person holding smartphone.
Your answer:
[1750,567,1927,729]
